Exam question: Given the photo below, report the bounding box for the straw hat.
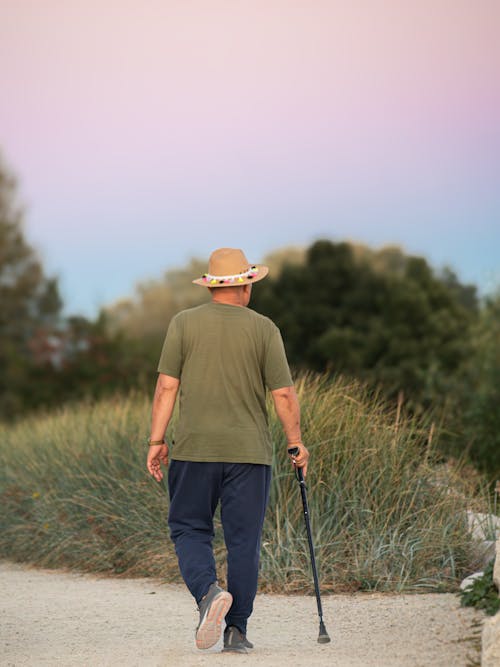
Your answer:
[192,248,269,287]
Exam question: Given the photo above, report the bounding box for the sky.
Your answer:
[1,0,499,317]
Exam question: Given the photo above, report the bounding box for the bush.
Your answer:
[459,560,500,616]
[0,375,486,592]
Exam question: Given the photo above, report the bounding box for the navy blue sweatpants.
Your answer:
[167,460,271,634]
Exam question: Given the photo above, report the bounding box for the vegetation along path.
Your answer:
[1,560,483,667]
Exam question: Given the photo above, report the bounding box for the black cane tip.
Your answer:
[318,621,331,643]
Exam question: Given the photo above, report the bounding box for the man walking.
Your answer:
[146,248,309,653]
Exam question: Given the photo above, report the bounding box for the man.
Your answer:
[146,247,309,653]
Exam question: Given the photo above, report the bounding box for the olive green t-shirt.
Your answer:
[157,302,293,465]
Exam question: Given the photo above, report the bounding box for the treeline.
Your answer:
[250,241,500,478]
[1,153,499,478]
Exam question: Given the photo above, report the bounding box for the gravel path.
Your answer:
[0,560,482,667]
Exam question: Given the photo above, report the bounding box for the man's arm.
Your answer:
[147,373,180,482]
[149,373,180,440]
[271,385,309,477]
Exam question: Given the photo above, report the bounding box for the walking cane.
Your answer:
[288,446,331,644]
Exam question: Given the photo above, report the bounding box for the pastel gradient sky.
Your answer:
[1,1,499,316]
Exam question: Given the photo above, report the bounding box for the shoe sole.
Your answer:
[196,592,233,650]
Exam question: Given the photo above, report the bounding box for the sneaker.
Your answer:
[223,625,253,653]
[195,583,233,650]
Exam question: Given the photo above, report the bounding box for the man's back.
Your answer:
[157,302,292,464]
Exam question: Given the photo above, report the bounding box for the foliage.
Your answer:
[102,246,307,356]
[459,559,500,616]
[456,294,500,478]
[0,155,63,418]
[0,151,158,419]
[251,240,477,410]
[0,374,485,592]
[103,258,209,342]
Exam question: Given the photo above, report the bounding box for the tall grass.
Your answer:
[0,375,484,592]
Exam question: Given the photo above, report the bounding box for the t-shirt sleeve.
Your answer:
[263,323,293,390]
[157,314,183,378]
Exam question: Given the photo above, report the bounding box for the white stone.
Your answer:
[494,536,500,592]
[471,541,497,571]
[466,512,499,571]
[467,511,500,542]
[482,612,500,667]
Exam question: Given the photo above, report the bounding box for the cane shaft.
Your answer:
[296,466,325,622]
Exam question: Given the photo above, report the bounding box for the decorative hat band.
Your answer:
[202,266,260,285]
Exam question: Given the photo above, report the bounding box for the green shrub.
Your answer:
[459,560,500,616]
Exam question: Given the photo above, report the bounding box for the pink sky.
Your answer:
[1,1,499,314]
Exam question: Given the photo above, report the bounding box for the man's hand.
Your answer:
[288,443,310,478]
[147,443,169,482]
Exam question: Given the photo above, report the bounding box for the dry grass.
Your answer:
[0,375,486,592]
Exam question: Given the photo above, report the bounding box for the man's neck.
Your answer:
[211,292,247,308]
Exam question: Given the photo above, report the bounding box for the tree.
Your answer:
[251,239,477,409]
[103,246,307,342]
[0,154,63,417]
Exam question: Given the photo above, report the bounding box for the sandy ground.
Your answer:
[0,560,483,667]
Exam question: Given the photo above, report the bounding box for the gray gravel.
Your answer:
[0,560,482,666]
